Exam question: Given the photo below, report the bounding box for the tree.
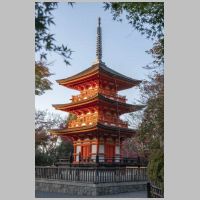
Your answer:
[124,74,164,186]
[35,111,66,165]
[138,74,164,188]
[35,110,77,166]
[104,2,164,69]
[56,140,73,159]
[139,74,164,147]
[105,3,164,187]
[147,149,164,190]
[35,61,53,95]
[35,2,73,95]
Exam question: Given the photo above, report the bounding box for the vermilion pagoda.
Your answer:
[51,18,144,165]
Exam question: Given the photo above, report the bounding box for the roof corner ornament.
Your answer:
[95,17,104,64]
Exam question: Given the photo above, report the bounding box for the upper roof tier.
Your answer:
[56,62,142,91]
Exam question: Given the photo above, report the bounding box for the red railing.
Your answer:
[71,88,126,103]
[68,114,128,128]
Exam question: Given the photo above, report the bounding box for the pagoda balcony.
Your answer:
[68,115,98,128]
[68,114,128,128]
[71,88,126,103]
[99,115,128,128]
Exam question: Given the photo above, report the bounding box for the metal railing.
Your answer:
[35,166,147,183]
[55,156,148,167]
[147,182,164,198]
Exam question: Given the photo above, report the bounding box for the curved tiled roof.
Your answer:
[50,122,137,136]
[52,93,145,114]
[57,62,141,85]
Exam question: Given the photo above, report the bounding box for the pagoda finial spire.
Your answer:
[96,17,102,63]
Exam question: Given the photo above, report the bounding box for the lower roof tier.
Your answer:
[52,93,145,115]
[50,122,137,141]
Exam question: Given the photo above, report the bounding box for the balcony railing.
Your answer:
[68,114,98,128]
[68,114,128,128]
[71,88,126,103]
[71,88,98,103]
[99,115,128,128]
[99,88,126,103]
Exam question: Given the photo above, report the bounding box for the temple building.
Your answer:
[50,18,144,165]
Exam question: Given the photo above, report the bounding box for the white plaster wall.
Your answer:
[115,145,120,155]
[92,144,97,153]
[115,145,120,162]
[99,144,104,153]
[76,146,81,161]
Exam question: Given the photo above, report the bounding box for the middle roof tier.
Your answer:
[53,93,144,115]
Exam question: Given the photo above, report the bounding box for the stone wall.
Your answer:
[35,179,147,197]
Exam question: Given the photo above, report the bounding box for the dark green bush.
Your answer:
[147,149,164,189]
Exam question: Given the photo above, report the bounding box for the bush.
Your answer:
[35,152,55,166]
[147,149,164,189]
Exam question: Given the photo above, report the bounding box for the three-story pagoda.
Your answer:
[51,18,144,165]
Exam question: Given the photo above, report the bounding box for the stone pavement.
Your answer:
[35,190,147,198]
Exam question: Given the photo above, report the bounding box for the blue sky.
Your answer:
[35,2,154,118]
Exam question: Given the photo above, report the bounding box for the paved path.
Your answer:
[35,190,147,198]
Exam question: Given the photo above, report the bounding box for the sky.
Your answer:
[35,2,154,118]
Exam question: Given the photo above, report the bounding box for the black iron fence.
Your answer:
[55,156,148,167]
[35,166,147,183]
[147,182,164,198]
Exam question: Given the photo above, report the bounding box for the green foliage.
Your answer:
[126,74,164,186]
[147,149,164,189]
[35,2,72,61]
[145,38,164,69]
[138,74,164,186]
[35,2,73,95]
[105,3,164,186]
[104,2,164,69]
[35,61,53,95]
[56,140,73,158]
[104,2,164,40]
[35,149,55,166]
[35,140,73,166]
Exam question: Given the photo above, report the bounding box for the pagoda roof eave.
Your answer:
[100,64,142,84]
[50,122,137,136]
[56,63,142,87]
[52,94,145,113]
